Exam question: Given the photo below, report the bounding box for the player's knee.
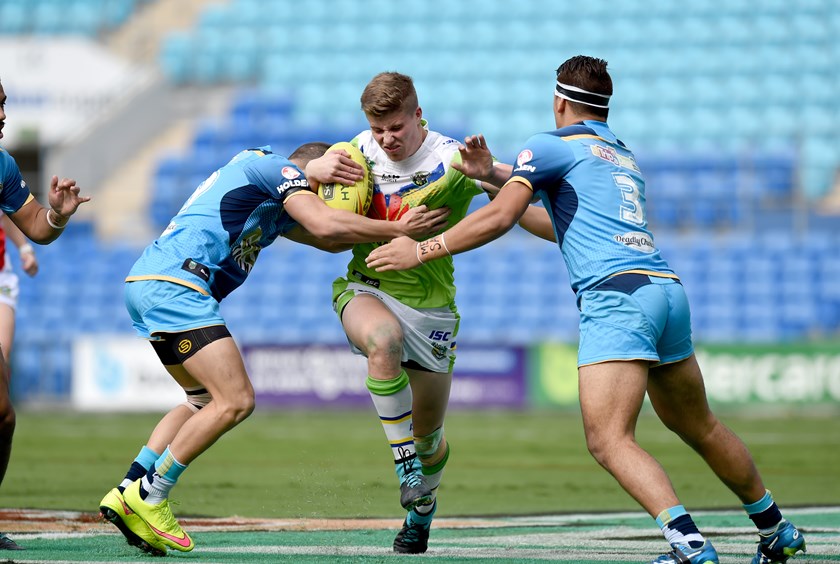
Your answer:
[583,429,617,468]
[365,323,404,362]
[216,391,255,426]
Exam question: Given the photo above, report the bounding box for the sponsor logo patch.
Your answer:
[178,339,192,354]
[281,166,300,179]
[352,270,380,288]
[591,144,620,165]
[428,330,452,341]
[613,231,656,253]
[514,149,536,173]
[181,258,211,282]
[276,178,308,194]
[590,144,641,172]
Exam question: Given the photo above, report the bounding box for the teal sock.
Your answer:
[141,447,187,504]
[656,505,705,548]
[744,490,784,534]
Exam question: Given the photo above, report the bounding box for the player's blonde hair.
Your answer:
[360,72,418,118]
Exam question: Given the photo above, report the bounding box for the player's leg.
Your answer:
[649,355,765,502]
[649,356,806,563]
[339,291,431,510]
[0,299,15,489]
[0,284,23,550]
[99,352,203,556]
[122,330,251,553]
[406,367,451,497]
[579,360,680,513]
[578,278,717,563]
[648,280,804,563]
[392,302,457,554]
[393,366,450,554]
[0,354,20,552]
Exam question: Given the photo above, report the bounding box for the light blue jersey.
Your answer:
[507,120,675,296]
[0,147,35,214]
[507,121,691,366]
[127,147,310,302]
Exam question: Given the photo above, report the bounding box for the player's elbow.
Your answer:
[485,208,520,236]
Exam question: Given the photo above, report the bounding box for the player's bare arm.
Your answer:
[518,204,556,242]
[366,181,532,272]
[9,176,90,244]
[452,136,553,241]
[304,150,364,190]
[283,224,353,253]
[285,193,450,243]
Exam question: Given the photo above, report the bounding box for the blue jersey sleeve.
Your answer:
[0,148,33,214]
[507,132,575,196]
[244,154,311,202]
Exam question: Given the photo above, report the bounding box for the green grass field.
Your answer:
[5,408,839,519]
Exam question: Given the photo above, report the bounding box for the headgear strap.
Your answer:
[554,81,610,109]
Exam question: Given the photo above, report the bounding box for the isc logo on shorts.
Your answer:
[428,330,451,341]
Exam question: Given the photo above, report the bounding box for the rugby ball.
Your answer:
[317,142,374,215]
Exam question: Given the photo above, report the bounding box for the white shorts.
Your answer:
[335,282,459,374]
[0,270,20,310]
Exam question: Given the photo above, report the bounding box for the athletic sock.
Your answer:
[414,502,435,516]
[119,445,160,493]
[656,505,706,548]
[420,441,450,506]
[140,446,188,504]
[744,490,784,535]
[409,501,436,524]
[365,371,420,475]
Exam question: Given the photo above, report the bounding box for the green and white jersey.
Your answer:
[335,122,484,309]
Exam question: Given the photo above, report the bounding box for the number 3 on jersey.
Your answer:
[613,172,644,226]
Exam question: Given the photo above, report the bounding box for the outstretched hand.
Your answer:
[451,134,493,182]
[366,236,419,272]
[47,176,90,218]
[397,205,451,239]
[305,150,364,187]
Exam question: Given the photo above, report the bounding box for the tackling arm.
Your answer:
[283,225,353,253]
[452,137,555,243]
[365,181,533,271]
[284,192,450,244]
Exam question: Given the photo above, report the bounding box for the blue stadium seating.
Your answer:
[151,0,840,198]
[0,0,145,36]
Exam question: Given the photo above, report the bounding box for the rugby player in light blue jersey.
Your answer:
[0,78,90,551]
[367,56,806,564]
[98,142,449,557]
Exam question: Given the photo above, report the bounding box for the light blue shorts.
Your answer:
[577,273,694,367]
[125,280,226,339]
